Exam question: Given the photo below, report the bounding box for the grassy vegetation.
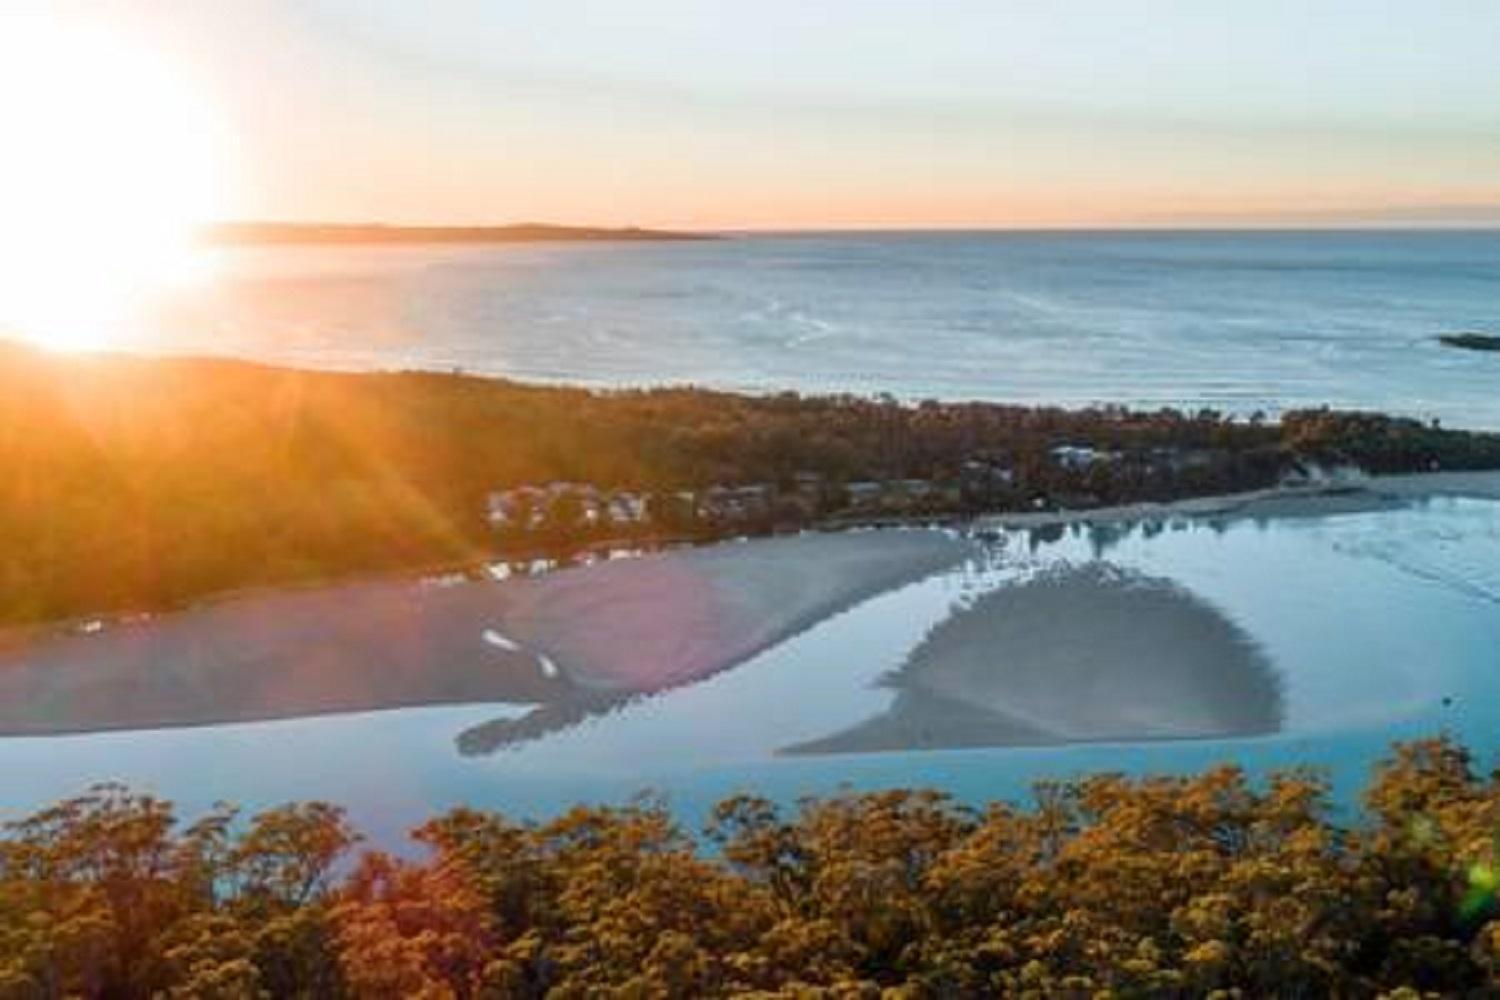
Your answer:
[3,341,1499,626]
[4,737,1500,996]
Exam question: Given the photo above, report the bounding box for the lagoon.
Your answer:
[3,497,1498,845]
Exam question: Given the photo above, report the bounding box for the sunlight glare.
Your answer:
[0,13,231,351]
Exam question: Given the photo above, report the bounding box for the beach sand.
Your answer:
[979,469,1500,531]
[785,563,1281,755]
[490,529,971,693]
[0,529,970,736]
[2,469,1496,745]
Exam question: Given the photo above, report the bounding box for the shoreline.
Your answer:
[5,466,1499,661]
[0,531,716,655]
[484,528,975,695]
[0,529,971,738]
[1,470,1497,741]
[977,469,1500,531]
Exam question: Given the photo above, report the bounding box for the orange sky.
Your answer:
[19,1,1500,230]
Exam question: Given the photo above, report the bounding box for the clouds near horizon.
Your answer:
[49,0,1500,227]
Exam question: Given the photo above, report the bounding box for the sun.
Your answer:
[0,13,231,352]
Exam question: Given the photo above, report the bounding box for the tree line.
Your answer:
[3,342,1498,625]
[3,737,1499,996]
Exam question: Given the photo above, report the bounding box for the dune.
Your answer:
[0,529,970,737]
[785,563,1281,755]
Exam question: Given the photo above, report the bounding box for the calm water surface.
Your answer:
[14,231,1500,839]
[123,230,1500,426]
[4,499,1498,845]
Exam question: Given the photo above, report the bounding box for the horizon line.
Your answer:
[202,219,1500,236]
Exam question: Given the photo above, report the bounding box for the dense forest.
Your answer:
[3,737,1499,996]
[3,341,1499,625]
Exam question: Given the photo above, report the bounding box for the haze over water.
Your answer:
[133,229,1500,426]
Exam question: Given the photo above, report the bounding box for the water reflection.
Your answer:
[785,563,1280,754]
[440,498,1499,761]
[455,692,628,755]
[2,500,1499,838]
[0,529,970,740]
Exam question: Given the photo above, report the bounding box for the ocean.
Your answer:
[139,229,1500,426]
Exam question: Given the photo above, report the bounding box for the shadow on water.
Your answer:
[454,551,1286,759]
[455,692,633,756]
[782,562,1282,755]
[9,498,1500,845]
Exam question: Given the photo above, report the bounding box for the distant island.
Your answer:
[202,221,714,245]
[1439,332,1500,352]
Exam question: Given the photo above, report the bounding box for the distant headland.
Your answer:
[201,222,715,245]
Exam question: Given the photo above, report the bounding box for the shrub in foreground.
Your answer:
[3,738,1500,997]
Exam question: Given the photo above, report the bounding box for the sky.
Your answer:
[28,0,1500,228]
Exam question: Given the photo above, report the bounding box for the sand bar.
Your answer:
[0,529,970,736]
[979,469,1500,531]
[2,469,1494,743]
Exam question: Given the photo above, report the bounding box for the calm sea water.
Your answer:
[134,229,1500,426]
[5,500,1498,844]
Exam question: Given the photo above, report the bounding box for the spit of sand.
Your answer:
[0,530,971,735]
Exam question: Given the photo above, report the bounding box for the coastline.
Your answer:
[1,469,1497,741]
[8,465,1497,649]
[978,469,1500,530]
[0,529,970,737]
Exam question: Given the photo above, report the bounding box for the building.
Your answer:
[959,459,1017,505]
[699,483,775,521]
[1050,445,1119,471]
[486,486,548,529]
[605,492,648,525]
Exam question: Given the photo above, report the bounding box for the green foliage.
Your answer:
[6,739,1500,995]
[2,344,1496,626]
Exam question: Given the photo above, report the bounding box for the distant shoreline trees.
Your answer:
[2,341,1498,626]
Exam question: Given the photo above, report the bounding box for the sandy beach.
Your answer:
[1,469,1496,745]
[0,529,970,736]
[490,529,972,693]
[979,469,1500,531]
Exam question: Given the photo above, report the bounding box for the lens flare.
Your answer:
[0,12,232,351]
